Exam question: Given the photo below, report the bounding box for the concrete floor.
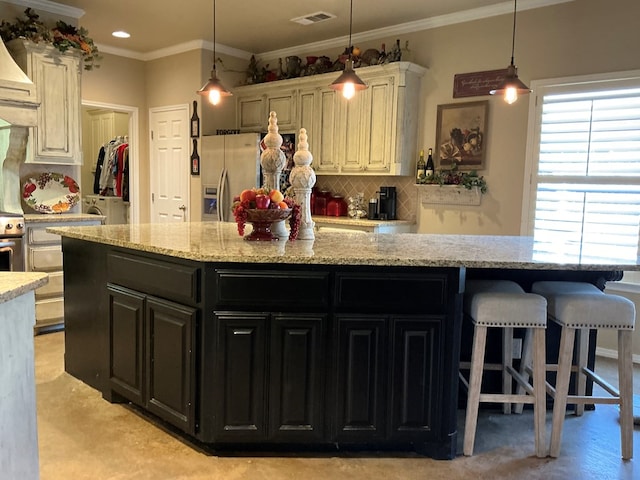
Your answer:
[34,332,639,480]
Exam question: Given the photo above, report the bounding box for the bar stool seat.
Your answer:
[461,280,548,457]
[531,281,635,460]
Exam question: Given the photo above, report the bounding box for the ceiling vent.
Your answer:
[291,11,336,26]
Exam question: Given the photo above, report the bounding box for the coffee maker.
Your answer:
[378,186,397,220]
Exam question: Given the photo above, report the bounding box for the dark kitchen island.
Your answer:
[48,222,634,459]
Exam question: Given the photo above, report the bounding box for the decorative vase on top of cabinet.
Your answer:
[7,39,82,165]
[234,62,426,176]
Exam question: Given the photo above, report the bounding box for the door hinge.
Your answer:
[151,130,154,140]
[152,192,155,202]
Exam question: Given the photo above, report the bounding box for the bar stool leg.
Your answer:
[463,324,488,456]
[513,328,533,415]
[550,326,576,458]
[532,328,547,458]
[502,327,514,414]
[618,330,634,460]
[574,328,589,416]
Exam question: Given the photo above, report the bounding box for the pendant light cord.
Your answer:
[510,0,517,66]
[212,0,217,72]
[348,0,353,59]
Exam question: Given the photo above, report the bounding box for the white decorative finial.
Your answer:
[293,128,313,167]
[289,127,316,240]
[260,111,287,238]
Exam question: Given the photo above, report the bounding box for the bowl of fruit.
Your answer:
[232,188,301,241]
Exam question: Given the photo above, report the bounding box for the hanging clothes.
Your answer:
[93,145,106,194]
[99,136,128,196]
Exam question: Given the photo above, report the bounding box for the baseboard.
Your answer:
[596,347,640,364]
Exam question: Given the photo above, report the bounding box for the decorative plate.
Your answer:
[22,172,80,214]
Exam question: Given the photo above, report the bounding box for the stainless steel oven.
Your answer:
[0,212,25,271]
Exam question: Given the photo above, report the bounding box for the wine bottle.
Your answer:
[425,148,435,178]
[416,149,425,182]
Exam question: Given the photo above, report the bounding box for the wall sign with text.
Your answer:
[453,69,508,98]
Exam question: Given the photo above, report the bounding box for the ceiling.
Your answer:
[3,0,530,59]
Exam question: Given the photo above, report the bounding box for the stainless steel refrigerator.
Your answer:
[201,133,262,222]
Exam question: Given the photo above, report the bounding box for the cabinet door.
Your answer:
[307,88,340,173]
[334,315,387,441]
[146,297,197,434]
[213,312,268,441]
[269,314,326,442]
[360,76,395,173]
[108,285,145,405]
[30,48,82,164]
[267,90,297,131]
[338,91,366,174]
[389,316,441,441]
[237,94,266,131]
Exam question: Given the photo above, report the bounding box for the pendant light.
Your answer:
[329,0,367,99]
[197,0,232,105]
[490,0,531,104]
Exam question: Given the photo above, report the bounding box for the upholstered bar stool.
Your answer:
[531,281,635,460]
[460,280,548,457]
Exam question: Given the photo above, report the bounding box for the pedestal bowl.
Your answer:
[244,208,291,241]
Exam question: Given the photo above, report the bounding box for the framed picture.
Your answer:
[190,139,200,175]
[190,100,200,138]
[435,101,489,170]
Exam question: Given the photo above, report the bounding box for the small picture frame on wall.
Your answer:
[435,100,488,170]
[190,100,200,138]
[190,139,200,175]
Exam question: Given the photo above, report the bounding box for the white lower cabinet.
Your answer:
[26,219,102,332]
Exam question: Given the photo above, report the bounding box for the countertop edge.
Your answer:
[0,272,49,304]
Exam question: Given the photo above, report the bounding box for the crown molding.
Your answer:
[259,0,574,61]
[2,0,84,19]
[85,0,576,63]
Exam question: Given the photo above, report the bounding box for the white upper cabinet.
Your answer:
[7,40,82,165]
[233,62,426,176]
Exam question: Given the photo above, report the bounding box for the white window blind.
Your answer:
[531,81,640,263]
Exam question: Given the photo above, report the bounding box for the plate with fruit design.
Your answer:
[22,172,80,214]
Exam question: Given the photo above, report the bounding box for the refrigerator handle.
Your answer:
[218,168,228,222]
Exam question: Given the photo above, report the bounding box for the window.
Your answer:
[522,70,640,264]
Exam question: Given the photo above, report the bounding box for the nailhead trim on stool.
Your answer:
[531,281,635,460]
[462,280,548,457]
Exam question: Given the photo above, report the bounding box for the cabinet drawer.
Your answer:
[215,269,329,309]
[108,252,200,305]
[28,227,62,245]
[334,272,449,313]
[35,271,63,298]
[35,297,64,322]
[28,245,63,271]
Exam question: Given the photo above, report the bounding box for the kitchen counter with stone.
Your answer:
[48,221,640,271]
[0,271,48,480]
[24,213,105,223]
[55,220,634,461]
[0,272,48,303]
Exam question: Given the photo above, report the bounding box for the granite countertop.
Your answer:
[0,272,48,304]
[47,222,640,271]
[24,213,105,223]
[312,215,414,227]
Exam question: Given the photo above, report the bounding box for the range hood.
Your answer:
[0,38,38,127]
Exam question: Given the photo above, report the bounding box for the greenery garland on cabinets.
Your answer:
[0,8,101,70]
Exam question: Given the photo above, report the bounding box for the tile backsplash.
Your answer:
[315,175,417,222]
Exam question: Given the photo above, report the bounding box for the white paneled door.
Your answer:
[150,105,190,223]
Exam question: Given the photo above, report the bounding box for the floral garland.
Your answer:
[0,8,101,70]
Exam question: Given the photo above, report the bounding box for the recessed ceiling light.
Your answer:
[112,31,131,39]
